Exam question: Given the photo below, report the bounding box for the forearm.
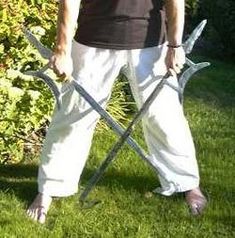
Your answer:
[55,0,81,54]
[165,0,185,46]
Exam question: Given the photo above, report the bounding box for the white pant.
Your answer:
[38,41,199,197]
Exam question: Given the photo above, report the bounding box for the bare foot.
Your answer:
[185,187,207,215]
[26,193,52,224]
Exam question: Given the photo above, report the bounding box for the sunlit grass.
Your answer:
[0,56,234,237]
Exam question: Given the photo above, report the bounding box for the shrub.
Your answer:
[185,0,200,17]
[0,0,58,163]
[0,1,133,164]
[185,0,200,33]
[198,0,235,58]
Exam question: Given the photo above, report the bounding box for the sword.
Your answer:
[22,20,210,207]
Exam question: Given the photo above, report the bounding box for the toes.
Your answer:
[38,211,47,224]
[26,193,52,223]
[27,209,35,220]
[27,207,47,223]
[26,208,34,218]
[26,209,30,216]
[185,189,207,216]
[188,198,207,216]
[27,208,37,221]
[190,203,201,215]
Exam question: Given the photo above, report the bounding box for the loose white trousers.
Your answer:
[38,41,200,197]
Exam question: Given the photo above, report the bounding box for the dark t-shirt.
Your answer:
[74,0,166,49]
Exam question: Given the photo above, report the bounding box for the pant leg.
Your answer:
[38,41,126,197]
[126,44,200,196]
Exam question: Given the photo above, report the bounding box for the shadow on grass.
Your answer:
[1,163,234,232]
[79,167,185,205]
[0,163,38,178]
[0,163,38,203]
[184,58,235,109]
[0,163,165,203]
[2,163,234,210]
[80,166,160,194]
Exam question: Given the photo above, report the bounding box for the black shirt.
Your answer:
[74,0,165,49]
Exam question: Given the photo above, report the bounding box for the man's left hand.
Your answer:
[165,46,186,76]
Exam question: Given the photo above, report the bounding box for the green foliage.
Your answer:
[184,0,235,59]
[0,1,57,163]
[99,77,133,132]
[185,0,200,17]
[199,0,235,58]
[184,0,200,34]
[0,1,132,164]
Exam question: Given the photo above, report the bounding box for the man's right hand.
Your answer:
[49,0,81,81]
[49,51,73,82]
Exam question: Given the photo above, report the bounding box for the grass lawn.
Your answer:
[0,56,234,237]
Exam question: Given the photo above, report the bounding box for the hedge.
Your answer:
[0,0,131,163]
[199,0,235,58]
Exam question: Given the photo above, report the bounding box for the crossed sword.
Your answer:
[23,20,210,207]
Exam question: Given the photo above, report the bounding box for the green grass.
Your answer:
[0,57,235,237]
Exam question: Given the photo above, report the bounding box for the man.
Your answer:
[27,0,207,224]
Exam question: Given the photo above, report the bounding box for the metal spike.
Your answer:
[23,28,53,59]
[183,20,207,54]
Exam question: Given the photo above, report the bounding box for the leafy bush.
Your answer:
[198,0,235,58]
[186,0,200,17]
[0,0,58,163]
[0,1,133,164]
[185,0,200,32]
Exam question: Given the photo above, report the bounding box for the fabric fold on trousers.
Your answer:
[38,40,200,197]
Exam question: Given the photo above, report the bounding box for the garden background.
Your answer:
[0,0,234,237]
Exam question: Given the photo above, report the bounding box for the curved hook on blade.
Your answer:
[24,70,62,110]
[179,62,210,90]
[178,62,210,103]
